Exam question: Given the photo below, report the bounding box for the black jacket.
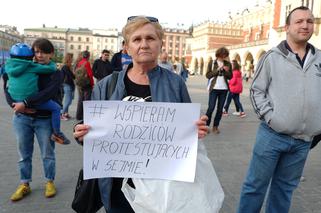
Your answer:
[61,65,75,90]
[92,58,113,81]
[110,51,122,71]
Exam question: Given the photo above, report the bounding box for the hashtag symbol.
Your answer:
[89,104,109,118]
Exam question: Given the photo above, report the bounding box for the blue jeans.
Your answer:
[237,122,310,213]
[61,83,74,114]
[98,178,113,211]
[13,113,55,183]
[224,92,243,113]
[205,89,228,127]
[99,178,134,212]
[36,100,61,134]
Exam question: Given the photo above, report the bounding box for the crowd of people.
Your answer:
[2,6,321,213]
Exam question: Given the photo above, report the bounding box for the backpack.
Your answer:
[75,63,90,88]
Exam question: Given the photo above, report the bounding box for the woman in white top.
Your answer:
[205,47,232,134]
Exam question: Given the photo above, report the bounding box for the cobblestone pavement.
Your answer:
[0,75,320,213]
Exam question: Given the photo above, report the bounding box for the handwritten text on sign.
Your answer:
[83,101,200,182]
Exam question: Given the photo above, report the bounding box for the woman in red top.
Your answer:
[223,60,246,117]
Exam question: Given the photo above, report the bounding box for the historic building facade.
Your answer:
[189,0,321,76]
[24,26,68,62]
[24,26,116,62]
[92,29,118,59]
[162,28,190,63]
[22,26,190,63]
[0,25,22,64]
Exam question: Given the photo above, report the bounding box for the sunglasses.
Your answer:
[127,16,159,23]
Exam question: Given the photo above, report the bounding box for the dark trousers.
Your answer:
[106,178,134,213]
[76,87,92,120]
[224,92,243,113]
[205,89,228,127]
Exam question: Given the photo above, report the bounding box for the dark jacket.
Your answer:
[5,71,64,118]
[206,59,232,91]
[61,65,75,90]
[92,58,113,81]
[110,51,122,71]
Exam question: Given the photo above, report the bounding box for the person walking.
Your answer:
[223,60,246,117]
[205,47,232,134]
[237,6,321,213]
[60,53,75,120]
[73,15,208,212]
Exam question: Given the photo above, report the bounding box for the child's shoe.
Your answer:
[51,132,71,145]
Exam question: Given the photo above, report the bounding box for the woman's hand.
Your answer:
[73,124,90,142]
[196,115,209,139]
[223,65,229,71]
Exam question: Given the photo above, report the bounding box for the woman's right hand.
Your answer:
[73,124,90,142]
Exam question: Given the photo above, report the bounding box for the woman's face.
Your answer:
[126,23,162,65]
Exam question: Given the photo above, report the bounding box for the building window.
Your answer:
[78,37,81,42]
[105,45,107,49]
[105,38,108,42]
[70,36,74,41]
[111,39,114,43]
[97,38,100,42]
[255,32,260,41]
[97,45,100,49]
[78,45,81,50]
[244,35,250,42]
[70,44,74,50]
[285,4,292,20]
[86,46,89,51]
[86,37,89,42]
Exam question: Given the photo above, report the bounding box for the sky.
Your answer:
[2,0,259,34]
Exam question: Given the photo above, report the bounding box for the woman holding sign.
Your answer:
[74,16,209,212]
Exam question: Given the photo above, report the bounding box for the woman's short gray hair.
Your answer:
[122,16,164,44]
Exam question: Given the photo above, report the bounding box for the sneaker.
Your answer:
[240,112,246,118]
[51,132,71,145]
[60,114,68,121]
[222,111,228,117]
[45,181,56,198]
[212,126,220,134]
[232,111,241,116]
[300,176,306,182]
[10,183,31,201]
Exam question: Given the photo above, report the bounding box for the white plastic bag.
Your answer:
[121,142,224,213]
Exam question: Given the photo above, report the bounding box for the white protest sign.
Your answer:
[83,101,200,182]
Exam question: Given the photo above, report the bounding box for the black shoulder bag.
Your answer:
[72,72,119,212]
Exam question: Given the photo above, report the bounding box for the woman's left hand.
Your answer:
[196,115,209,139]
